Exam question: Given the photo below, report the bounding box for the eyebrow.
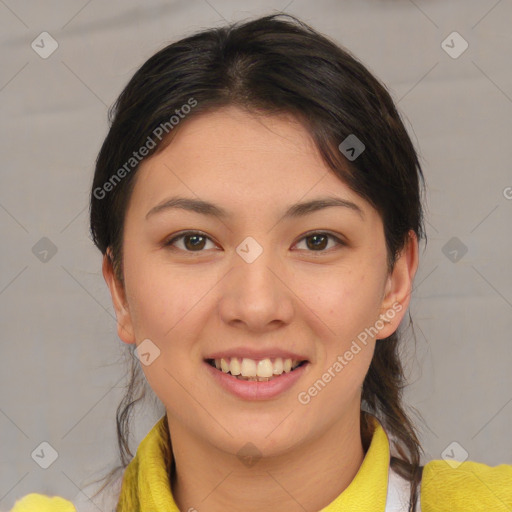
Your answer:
[145,195,365,221]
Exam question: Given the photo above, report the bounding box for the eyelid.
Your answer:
[163,229,346,253]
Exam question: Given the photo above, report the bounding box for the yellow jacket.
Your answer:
[9,415,512,512]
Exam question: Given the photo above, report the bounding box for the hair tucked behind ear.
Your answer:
[88,13,428,511]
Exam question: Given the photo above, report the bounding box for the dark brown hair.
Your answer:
[88,13,427,511]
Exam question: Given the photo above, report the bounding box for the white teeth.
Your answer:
[211,356,303,378]
[273,358,283,375]
[220,358,230,373]
[257,358,273,378]
[240,358,257,377]
[229,358,241,375]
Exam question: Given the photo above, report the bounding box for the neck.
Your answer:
[167,408,367,512]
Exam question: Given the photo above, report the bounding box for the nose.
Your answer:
[218,245,294,332]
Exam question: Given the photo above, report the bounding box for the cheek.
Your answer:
[296,265,383,342]
[122,255,210,405]
[123,251,197,342]
[123,252,227,362]
[294,272,379,412]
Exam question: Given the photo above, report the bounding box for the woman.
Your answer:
[11,13,511,512]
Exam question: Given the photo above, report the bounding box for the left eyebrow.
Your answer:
[145,195,365,221]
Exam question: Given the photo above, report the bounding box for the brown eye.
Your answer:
[164,231,215,252]
[295,232,345,252]
[306,233,328,250]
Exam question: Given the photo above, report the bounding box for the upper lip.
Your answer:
[204,348,310,362]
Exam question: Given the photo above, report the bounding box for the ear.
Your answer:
[102,249,136,345]
[376,230,419,339]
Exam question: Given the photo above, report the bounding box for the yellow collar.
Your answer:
[117,414,391,512]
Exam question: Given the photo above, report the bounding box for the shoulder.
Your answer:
[8,493,76,512]
[7,473,125,512]
[7,475,124,512]
[420,459,512,511]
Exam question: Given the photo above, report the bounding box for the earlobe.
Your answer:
[102,250,136,344]
[377,230,419,339]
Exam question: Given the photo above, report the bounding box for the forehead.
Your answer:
[127,105,375,222]
[154,105,324,168]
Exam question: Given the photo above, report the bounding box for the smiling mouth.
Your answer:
[205,358,309,382]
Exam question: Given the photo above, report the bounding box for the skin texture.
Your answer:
[103,105,419,512]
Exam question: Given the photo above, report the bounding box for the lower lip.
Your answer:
[204,360,310,400]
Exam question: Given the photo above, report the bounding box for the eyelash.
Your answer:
[163,230,346,254]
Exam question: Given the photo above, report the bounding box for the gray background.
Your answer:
[1,0,511,510]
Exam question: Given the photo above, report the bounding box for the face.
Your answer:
[104,105,417,458]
